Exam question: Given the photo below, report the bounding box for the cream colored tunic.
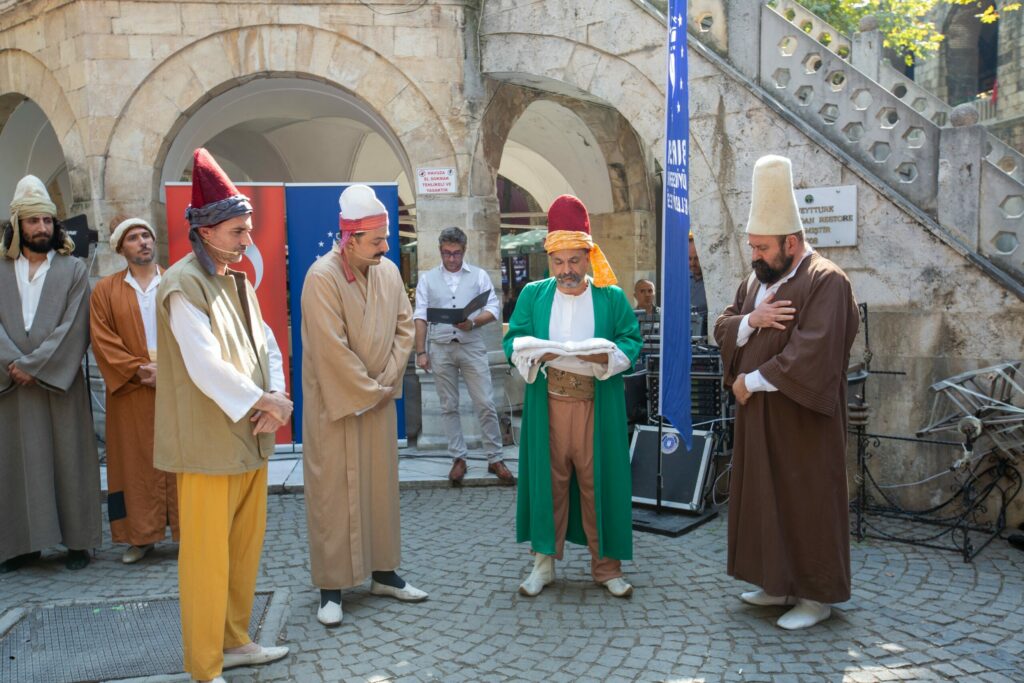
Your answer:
[300,250,414,589]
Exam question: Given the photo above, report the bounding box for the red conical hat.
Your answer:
[190,148,241,210]
[547,194,591,235]
[543,194,617,287]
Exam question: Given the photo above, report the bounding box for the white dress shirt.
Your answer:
[737,247,814,393]
[168,292,286,423]
[14,251,55,332]
[545,281,632,380]
[412,263,501,324]
[124,269,161,352]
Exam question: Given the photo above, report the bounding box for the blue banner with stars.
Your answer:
[660,1,693,448]
[285,183,403,443]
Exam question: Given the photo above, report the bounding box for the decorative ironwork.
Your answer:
[849,304,1022,562]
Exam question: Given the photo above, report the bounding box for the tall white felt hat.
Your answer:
[745,155,804,236]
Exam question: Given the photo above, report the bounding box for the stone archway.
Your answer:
[103,24,459,239]
[0,49,90,215]
[943,4,999,105]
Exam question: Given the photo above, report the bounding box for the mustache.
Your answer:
[557,272,583,284]
[373,251,387,259]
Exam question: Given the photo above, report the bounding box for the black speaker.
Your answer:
[629,426,713,512]
[63,214,93,258]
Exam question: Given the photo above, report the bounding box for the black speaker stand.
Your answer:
[632,504,719,537]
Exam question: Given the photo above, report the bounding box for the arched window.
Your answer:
[944,3,999,105]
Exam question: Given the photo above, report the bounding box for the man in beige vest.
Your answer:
[155,149,292,683]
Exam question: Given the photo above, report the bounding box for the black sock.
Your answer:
[372,570,406,589]
[65,549,90,570]
[320,589,341,607]
[0,551,41,573]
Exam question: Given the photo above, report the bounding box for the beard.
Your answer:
[557,272,584,288]
[23,232,53,254]
[752,253,794,284]
[128,251,155,267]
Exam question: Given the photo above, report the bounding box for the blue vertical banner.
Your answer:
[284,183,404,443]
[660,2,693,448]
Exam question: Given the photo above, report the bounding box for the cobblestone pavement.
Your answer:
[1,487,1023,682]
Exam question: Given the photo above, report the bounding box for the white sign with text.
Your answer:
[416,167,457,195]
[797,185,857,247]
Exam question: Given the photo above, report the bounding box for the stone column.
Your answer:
[851,16,881,83]
[937,104,985,251]
[722,0,766,81]
[414,192,510,451]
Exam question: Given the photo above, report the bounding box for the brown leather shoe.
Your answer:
[448,458,467,485]
[488,460,516,485]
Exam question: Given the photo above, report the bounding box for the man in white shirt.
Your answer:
[154,149,291,683]
[90,217,179,565]
[413,227,513,485]
[504,195,642,598]
[0,175,102,574]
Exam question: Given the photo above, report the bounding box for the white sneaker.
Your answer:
[192,677,226,682]
[602,577,633,597]
[222,644,289,669]
[518,555,555,596]
[121,544,153,564]
[777,599,832,630]
[317,600,343,626]
[740,589,796,607]
[370,580,429,602]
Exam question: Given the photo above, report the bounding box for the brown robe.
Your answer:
[0,254,102,561]
[90,270,179,546]
[301,251,414,589]
[714,251,859,603]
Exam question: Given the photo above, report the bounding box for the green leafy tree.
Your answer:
[791,0,1020,65]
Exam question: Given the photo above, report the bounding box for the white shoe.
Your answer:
[740,589,796,607]
[317,600,343,626]
[602,577,633,598]
[518,555,555,596]
[370,580,429,602]
[192,677,226,682]
[121,544,153,564]
[777,599,832,630]
[222,644,289,669]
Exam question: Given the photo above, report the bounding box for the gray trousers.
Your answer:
[429,337,504,462]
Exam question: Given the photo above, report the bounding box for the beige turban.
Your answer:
[110,217,156,252]
[2,175,73,258]
[745,155,805,236]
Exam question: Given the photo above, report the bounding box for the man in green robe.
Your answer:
[503,194,642,598]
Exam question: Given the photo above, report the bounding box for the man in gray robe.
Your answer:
[0,175,101,572]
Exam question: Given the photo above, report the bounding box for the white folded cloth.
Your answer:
[510,336,619,383]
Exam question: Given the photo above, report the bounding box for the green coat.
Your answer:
[503,278,642,560]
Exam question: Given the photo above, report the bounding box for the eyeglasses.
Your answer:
[441,250,464,258]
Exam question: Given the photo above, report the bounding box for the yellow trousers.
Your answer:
[176,466,267,680]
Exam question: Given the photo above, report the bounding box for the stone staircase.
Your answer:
[639,0,1024,297]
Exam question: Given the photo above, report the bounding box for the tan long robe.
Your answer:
[714,252,859,604]
[301,251,414,589]
[90,270,179,546]
[0,254,102,561]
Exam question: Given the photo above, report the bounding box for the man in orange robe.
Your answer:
[91,217,179,564]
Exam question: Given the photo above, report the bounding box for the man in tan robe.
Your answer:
[0,175,101,572]
[714,156,859,630]
[301,184,425,627]
[91,217,179,564]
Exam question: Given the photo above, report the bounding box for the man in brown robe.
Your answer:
[0,175,101,572]
[91,217,179,564]
[301,184,425,627]
[714,155,859,630]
